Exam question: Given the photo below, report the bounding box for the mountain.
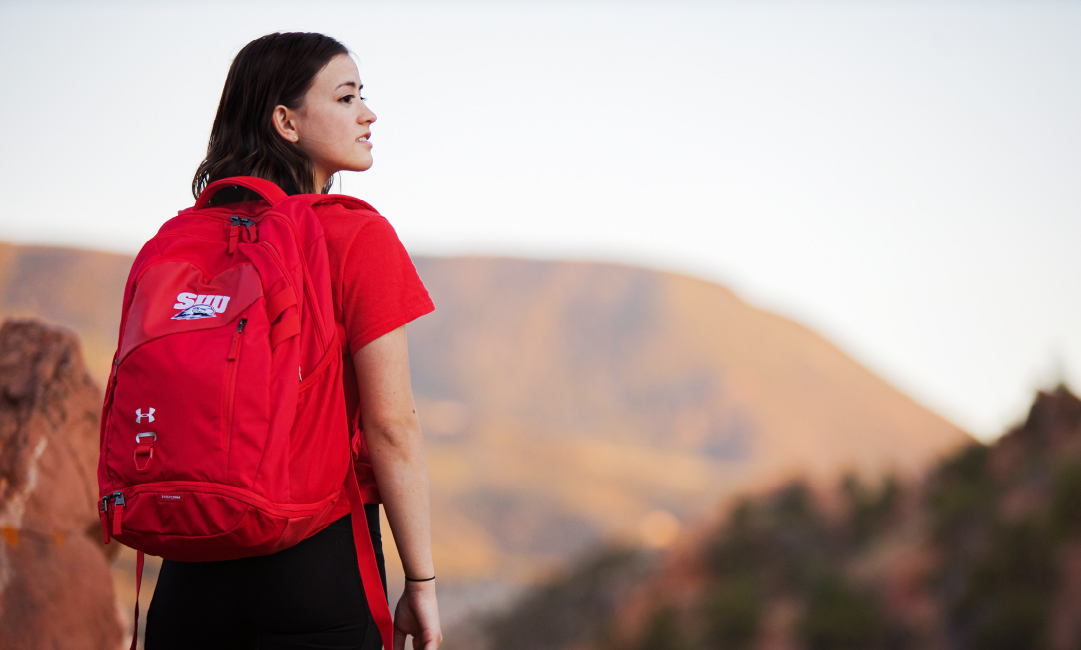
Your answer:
[0,242,968,627]
[409,257,967,581]
[468,387,1081,650]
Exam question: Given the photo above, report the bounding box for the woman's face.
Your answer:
[274,53,376,187]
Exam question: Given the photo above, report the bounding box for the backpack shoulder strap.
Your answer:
[346,463,395,650]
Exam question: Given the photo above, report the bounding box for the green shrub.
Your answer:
[842,473,901,546]
[928,444,997,542]
[799,573,890,650]
[951,521,1055,650]
[1050,462,1081,540]
[637,606,690,650]
[703,577,761,650]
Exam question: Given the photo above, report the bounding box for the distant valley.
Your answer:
[0,242,969,626]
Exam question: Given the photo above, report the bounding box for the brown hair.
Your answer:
[192,32,349,200]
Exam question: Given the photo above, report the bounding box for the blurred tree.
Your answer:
[928,444,997,544]
[798,572,891,650]
[636,606,690,650]
[1050,461,1081,540]
[485,548,649,650]
[702,577,761,650]
[952,521,1055,650]
[842,473,901,547]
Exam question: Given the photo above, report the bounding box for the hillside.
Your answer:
[0,243,129,386]
[410,257,967,580]
[0,243,968,625]
[468,387,1081,650]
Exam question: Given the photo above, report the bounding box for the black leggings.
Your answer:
[145,507,386,650]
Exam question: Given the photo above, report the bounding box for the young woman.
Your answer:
[144,32,442,650]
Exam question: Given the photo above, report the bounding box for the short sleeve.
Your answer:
[339,216,434,353]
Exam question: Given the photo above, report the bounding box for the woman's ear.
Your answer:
[272,105,300,143]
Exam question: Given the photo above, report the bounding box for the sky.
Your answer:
[0,0,1078,440]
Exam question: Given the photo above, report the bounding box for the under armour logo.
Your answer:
[135,408,156,423]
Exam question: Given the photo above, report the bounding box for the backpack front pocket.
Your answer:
[105,307,270,488]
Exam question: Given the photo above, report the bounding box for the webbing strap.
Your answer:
[129,551,144,650]
[112,503,125,536]
[270,312,301,349]
[266,286,297,324]
[346,462,394,650]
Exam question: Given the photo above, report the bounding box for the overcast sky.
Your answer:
[1,0,1078,440]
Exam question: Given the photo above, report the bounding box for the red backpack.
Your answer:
[97,177,393,650]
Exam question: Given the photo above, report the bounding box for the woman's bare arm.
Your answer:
[353,325,441,649]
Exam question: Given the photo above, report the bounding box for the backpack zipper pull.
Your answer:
[230,216,257,244]
[228,216,241,253]
[241,217,258,243]
[228,319,247,360]
[99,491,126,541]
[111,491,126,537]
[98,495,111,544]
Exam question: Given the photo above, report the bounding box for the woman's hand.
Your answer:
[393,580,442,650]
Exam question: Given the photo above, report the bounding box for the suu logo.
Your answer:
[172,292,231,320]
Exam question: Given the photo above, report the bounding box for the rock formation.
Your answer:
[0,319,120,649]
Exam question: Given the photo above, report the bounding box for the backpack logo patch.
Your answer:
[172,292,231,320]
[135,407,155,423]
[172,304,217,320]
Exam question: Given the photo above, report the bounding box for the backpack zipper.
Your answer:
[230,215,257,233]
[222,318,247,449]
[228,215,257,253]
[122,481,334,517]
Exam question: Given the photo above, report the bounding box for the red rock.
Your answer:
[0,319,121,650]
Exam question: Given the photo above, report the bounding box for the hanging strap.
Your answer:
[129,550,144,650]
[194,176,288,210]
[345,462,395,650]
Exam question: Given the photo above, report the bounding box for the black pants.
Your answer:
[146,507,386,650]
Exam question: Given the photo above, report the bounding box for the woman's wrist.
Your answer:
[405,574,435,582]
[404,577,437,594]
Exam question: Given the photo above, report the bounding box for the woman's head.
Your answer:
[193,32,376,198]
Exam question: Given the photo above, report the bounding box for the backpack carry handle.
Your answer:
[194,176,289,210]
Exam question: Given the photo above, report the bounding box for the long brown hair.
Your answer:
[192,32,348,200]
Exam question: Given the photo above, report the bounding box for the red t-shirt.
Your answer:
[315,201,434,517]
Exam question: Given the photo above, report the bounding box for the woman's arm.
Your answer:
[353,325,442,650]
